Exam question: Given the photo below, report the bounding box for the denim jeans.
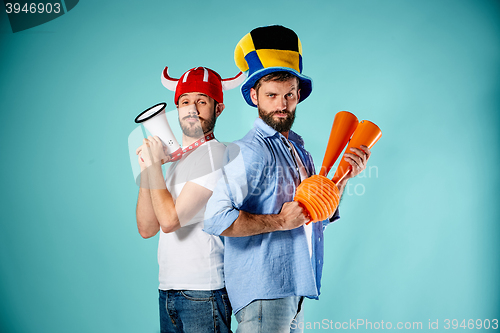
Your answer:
[159,288,232,333]
[234,296,304,333]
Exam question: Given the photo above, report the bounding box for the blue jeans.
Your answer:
[234,296,304,333]
[159,288,232,333]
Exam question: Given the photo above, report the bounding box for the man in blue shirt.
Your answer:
[204,25,372,332]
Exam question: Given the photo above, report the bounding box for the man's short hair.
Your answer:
[253,71,300,94]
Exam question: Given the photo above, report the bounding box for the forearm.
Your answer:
[218,179,346,236]
[336,178,348,198]
[148,163,180,233]
[221,210,284,237]
[136,169,160,238]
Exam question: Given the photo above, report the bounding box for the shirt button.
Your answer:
[318,237,321,242]
[318,259,321,264]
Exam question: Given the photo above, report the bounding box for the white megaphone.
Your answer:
[134,102,181,156]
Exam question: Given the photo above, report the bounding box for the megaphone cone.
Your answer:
[135,103,181,155]
[332,120,382,184]
[319,111,359,177]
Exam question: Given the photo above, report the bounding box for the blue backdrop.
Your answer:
[0,0,499,332]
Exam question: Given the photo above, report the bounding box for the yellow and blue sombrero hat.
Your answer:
[235,25,313,107]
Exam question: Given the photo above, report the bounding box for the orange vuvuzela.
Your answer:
[294,112,382,223]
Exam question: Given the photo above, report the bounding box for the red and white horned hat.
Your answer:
[161,66,245,104]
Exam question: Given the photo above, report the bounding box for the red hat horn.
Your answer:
[161,67,178,91]
[222,71,245,91]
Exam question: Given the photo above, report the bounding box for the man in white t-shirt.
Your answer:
[135,66,243,333]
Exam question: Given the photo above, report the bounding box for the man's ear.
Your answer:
[250,88,258,106]
[215,103,225,118]
[297,89,301,102]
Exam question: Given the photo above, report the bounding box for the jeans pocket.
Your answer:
[180,290,213,301]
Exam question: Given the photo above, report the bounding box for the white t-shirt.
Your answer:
[158,140,226,290]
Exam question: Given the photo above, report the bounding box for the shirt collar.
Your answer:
[253,118,305,147]
[254,118,277,138]
[288,130,305,147]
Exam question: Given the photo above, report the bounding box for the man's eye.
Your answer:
[198,100,206,105]
[181,101,188,104]
[287,93,294,97]
[268,94,275,98]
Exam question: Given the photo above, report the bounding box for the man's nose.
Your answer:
[275,96,287,111]
[187,104,199,115]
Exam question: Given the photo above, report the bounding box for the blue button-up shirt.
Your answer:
[204,118,340,313]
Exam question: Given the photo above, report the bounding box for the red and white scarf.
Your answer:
[169,132,215,162]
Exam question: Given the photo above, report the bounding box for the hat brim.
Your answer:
[241,67,313,107]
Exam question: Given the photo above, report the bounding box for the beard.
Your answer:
[179,108,216,139]
[258,107,296,133]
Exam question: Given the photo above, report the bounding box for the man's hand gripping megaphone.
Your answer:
[136,136,172,170]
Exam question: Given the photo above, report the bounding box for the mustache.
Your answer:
[182,115,205,121]
[273,110,292,115]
